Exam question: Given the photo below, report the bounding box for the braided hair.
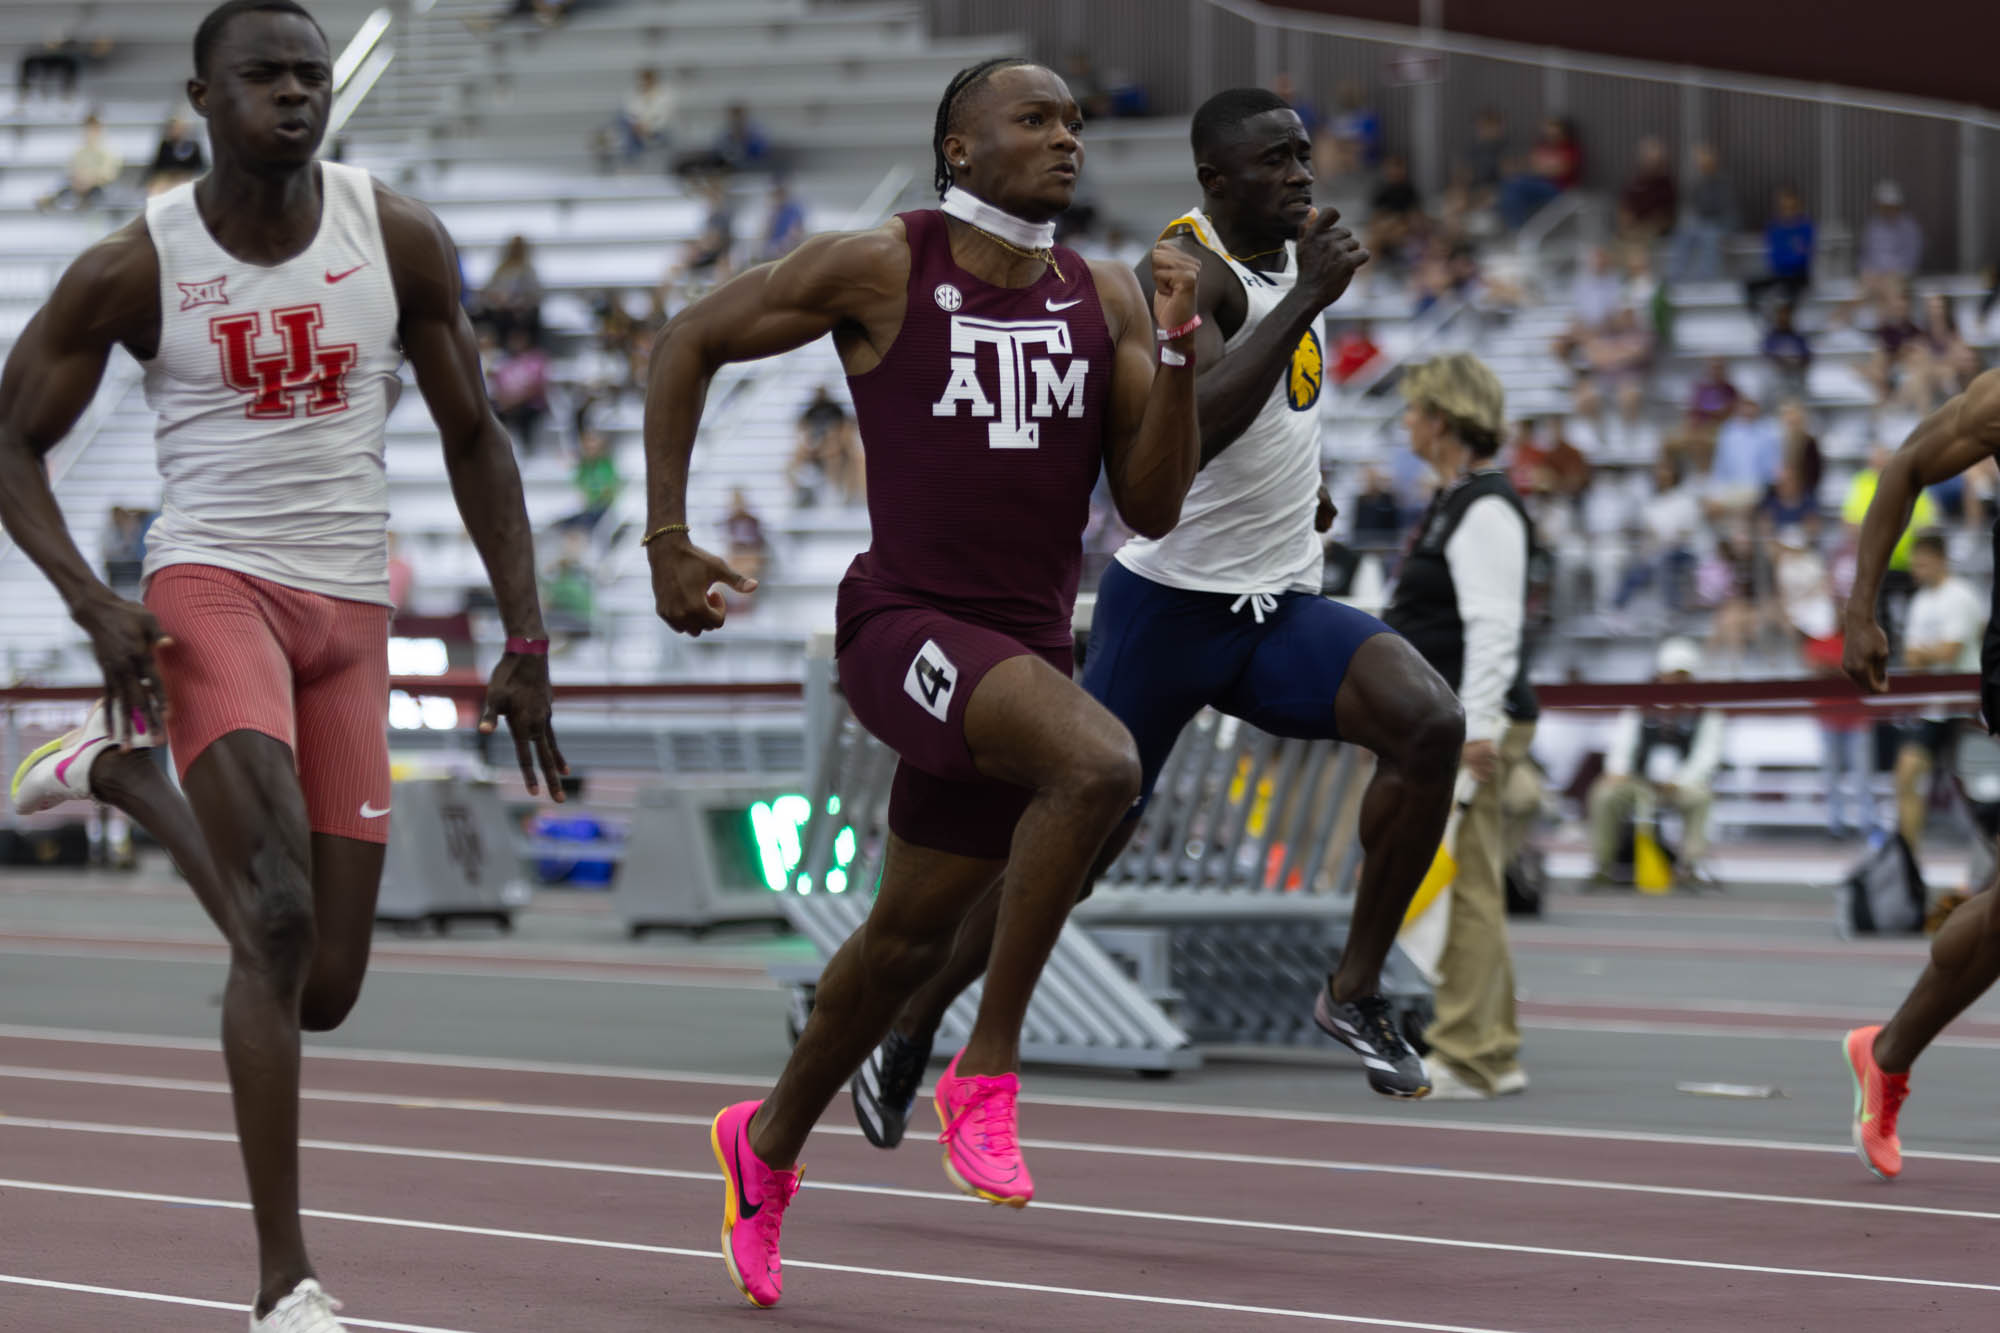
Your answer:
[932,57,1035,198]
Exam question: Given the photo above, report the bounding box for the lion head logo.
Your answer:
[1288,328,1324,412]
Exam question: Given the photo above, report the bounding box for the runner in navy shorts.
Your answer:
[1079,560,1386,812]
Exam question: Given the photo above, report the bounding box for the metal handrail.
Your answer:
[326,6,396,141]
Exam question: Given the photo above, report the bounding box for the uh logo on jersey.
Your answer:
[929,306,1088,450]
[209,303,358,420]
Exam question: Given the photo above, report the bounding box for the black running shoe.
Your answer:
[851,1029,932,1148]
[1313,985,1432,1098]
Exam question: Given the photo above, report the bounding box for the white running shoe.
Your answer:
[9,699,154,816]
[249,1279,346,1332]
[1492,1067,1530,1097]
[1422,1061,1494,1101]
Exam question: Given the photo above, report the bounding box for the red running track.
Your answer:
[2,1031,1998,1332]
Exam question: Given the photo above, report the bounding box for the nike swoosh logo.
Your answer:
[1045,297,1082,311]
[325,263,368,284]
[54,736,110,787]
[733,1137,763,1219]
[359,801,390,818]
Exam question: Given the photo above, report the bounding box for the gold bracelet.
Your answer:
[640,523,691,547]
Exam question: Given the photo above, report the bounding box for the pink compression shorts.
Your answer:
[145,563,393,844]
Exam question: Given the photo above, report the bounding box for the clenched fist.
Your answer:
[1297,206,1369,311]
[1149,238,1202,335]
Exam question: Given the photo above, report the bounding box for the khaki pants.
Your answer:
[1587,774,1713,873]
[1425,720,1533,1091]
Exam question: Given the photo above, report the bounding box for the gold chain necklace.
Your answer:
[1233,243,1287,264]
[961,221,1065,284]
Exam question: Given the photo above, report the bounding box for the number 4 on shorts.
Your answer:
[903,639,959,722]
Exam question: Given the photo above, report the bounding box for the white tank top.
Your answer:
[1115,208,1325,598]
[140,161,402,605]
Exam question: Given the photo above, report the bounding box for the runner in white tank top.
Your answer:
[0,5,565,1326]
[142,159,403,604]
[1114,205,1325,601]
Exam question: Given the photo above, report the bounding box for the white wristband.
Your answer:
[1159,345,1189,367]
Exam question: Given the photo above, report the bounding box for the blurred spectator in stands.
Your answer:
[1615,136,1677,244]
[38,112,122,212]
[385,531,414,612]
[1844,441,1939,657]
[1571,307,1655,427]
[542,529,596,634]
[1686,356,1741,435]
[600,68,676,166]
[145,115,205,195]
[490,329,551,453]
[1060,49,1111,121]
[663,176,738,297]
[1745,186,1814,315]
[1761,302,1813,399]
[1920,292,1982,397]
[1772,524,1873,836]
[102,506,154,600]
[1708,395,1784,517]
[1570,246,1624,335]
[1865,285,1924,405]
[1758,453,1820,542]
[723,488,769,598]
[1499,117,1580,230]
[1891,532,1985,846]
[557,428,622,533]
[1465,108,1508,207]
[1614,455,1702,615]
[1589,637,1722,889]
[1412,239,1485,317]
[1776,397,1824,497]
[1348,466,1403,545]
[759,180,808,263]
[1858,180,1924,310]
[1329,322,1383,386]
[1508,418,1591,504]
[716,103,771,171]
[1367,154,1424,262]
[789,386,864,507]
[1667,144,1736,283]
[478,235,544,345]
[18,25,111,101]
[1332,81,1383,169]
[473,0,576,32]
[1270,73,1320,141]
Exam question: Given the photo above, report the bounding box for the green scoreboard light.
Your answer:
[742,794,859,895]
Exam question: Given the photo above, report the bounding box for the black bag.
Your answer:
[0,823,90,867]
[1839,833,1927,936]
[1504,846,1545,917]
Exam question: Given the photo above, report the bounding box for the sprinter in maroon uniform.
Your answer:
[642,58,1201,1308]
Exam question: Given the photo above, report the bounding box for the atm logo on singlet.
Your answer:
[209,304,358,420]
[930,315,1087,449]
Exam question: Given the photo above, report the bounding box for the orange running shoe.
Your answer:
[1843,1025,1910,1180]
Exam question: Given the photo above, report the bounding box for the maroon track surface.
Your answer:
[5,1033,2000,1331]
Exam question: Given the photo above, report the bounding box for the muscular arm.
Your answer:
[1846,372,2000,624]
[380,189,546,642]
[644,227,905,631]
[1134,238,1319,467]
[1095,253,1200,539]
[0,224,156,613]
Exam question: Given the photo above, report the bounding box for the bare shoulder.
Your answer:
[371,180,458,317]
[1963,368,2000,439]
[50,214,160,351]
[1088,254,1146,339]
[766,217,908,308]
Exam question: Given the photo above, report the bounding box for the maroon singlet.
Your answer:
[837,209,1114,651]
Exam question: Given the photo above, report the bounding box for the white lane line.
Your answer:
[0,1273,482,1333]
[0,1179,1521,1333]
[8,1113,2000,1229]
[5,1173,1996,1301]
[0,945,772,992]
[8,1025,2000,1167]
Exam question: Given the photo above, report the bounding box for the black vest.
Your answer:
[1384,468,1539,722]
[1629,715,1697,775]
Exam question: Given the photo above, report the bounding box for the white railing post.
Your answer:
[1960,117,1983,273]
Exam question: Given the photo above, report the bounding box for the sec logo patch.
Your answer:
[934,283,964,312]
